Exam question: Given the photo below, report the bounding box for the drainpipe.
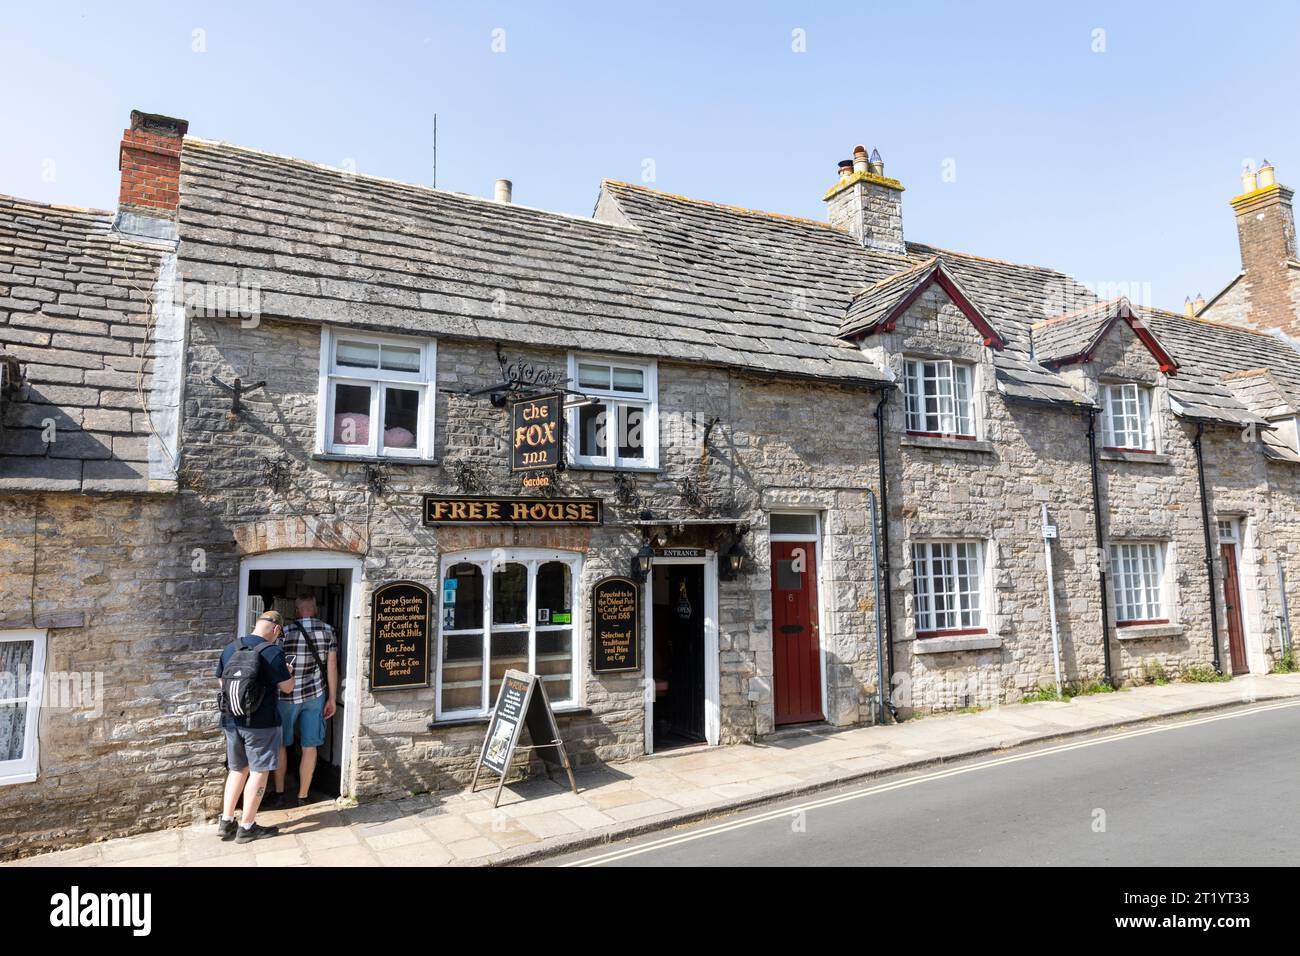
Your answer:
[874,388,900,721]
[1086,410,1115,685]
[867,489,886,721]
[1192,422,1224,674]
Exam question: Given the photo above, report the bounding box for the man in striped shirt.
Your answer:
[267,595,338,809]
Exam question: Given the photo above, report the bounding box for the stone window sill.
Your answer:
[313,453,440,467]
[1099,449,1172,465]
[913,633,1003,654]
[901,434,995,454]
[1115,623,1185,640]
[563,463,662,475]
[426,706,592,730]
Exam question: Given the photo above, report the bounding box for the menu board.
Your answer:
[592,576,640,674]
[370,581,432,690]
[471,669,577,807]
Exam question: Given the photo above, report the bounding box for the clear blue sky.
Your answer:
[4,1,1298,310]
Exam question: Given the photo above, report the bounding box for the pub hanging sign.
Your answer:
[423,494,603,526]
[510,393,563,472]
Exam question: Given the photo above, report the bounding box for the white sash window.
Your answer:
[0,630,46,786]
[1110,542,1167,624]
[912,541,985,635]
[904,359,975,437]
[1102,383,1155,451]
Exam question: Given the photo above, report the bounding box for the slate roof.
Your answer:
[1032,299,1129,365]
[176,141,888,386]
[0,196,169,492]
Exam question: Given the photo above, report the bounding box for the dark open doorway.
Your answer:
[244,566,351,801]
[651,563,706,750]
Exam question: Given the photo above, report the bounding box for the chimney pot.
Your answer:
[1184,296,1194,317]
[494,179,513,203]
[838,160,854,181]
[1241,163,1258,194]
[1258,160,1276,188]
[852,145,869,175]
[868,148,885,177]
[1194,293,1206,312]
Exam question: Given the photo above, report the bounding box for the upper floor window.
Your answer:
[1102,382,1154,451]
[911,541,985,636]
[567,355,658,468]
[1110,541,1167,625]
[437,551,581,718]
[1,629,46,786]
[904,359,975,438]
[318,329,436,459]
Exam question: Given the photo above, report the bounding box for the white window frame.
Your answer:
[911,540,986,635]
[565,353,659,469]
[1110,541,1168,624]
[1102,382,1155,451]
[0,629,47,786]
[316,328,437,460]
[903,358,977,438]
[435,549,583,720]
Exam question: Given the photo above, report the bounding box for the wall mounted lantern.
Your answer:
[632,542,655,583]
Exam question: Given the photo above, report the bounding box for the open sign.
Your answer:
[510,393,562,472]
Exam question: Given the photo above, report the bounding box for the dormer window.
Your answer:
[904,358,975,438]
[1102,382,1155,452]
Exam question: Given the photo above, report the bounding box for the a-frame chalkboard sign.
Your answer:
[469,669,578,807]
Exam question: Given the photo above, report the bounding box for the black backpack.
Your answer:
[219,638,271,720]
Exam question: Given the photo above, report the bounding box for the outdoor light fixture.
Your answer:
[725,539,747,578]
[632,542,654,582]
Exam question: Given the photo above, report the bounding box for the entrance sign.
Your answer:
[592,576,640,674]
[470,670,578,807]
[423,495,602,526]
[370,581,432,690]
[655,547,705,558]
[510,393,563,472]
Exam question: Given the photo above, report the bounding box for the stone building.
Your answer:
[2,112,1299,857]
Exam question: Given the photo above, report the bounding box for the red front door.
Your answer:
[1221,542,1248,675]
[771,540,823,725]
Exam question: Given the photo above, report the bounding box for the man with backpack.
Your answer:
[215,611,294,844]
[266,595,338,809]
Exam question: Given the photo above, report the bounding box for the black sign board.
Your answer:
[592,576,640,674]
[470,670,578,807]
[423,495,602,526]
[510,393,562,472]
[655,547,706,558]
[370,581,432,690]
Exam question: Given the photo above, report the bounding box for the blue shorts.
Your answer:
[278,692,327,748]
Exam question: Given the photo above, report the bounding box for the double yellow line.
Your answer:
[564,698,1300,866]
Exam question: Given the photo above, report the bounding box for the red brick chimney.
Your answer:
[118,110,188,219]
[1227,160,1300,337]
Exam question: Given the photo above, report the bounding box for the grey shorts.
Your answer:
[224,725,283,773]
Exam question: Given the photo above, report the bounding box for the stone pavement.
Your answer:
[11,673,1300,868]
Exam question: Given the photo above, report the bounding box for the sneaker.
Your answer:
[261,791,284,810]
[234,822,281,844]
[217,818,238,841]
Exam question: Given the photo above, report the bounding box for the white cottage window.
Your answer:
[911,541,985,635]
[904,359,976,438]
[0,629,46,786]
[437,550,582,718]
[1102,383,1155,451]
[317,329,437,459]
[1110,542,1167,624]
[566,354,658,468]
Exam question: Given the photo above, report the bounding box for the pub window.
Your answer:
[566,354,658,469]
[437,551,581,718]
[0,629,46,786]
[317,328,437,459]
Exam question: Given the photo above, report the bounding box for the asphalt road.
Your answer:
[551,700,1300,867]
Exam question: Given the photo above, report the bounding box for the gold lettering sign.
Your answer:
[510,393,562,472]
[422,495,603,526]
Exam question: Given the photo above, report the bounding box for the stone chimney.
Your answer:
[118,110,188,227]
[824,143,906,255]
[1228,160,1299,336]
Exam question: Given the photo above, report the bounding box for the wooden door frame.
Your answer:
[769,512,828,726]
[237,550,364,798]
[643,552,719,754]
[1216,517,1260,674]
